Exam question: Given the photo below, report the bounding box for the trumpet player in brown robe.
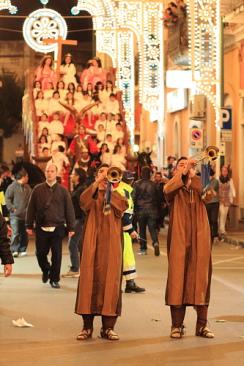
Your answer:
[75,164,128,341]
[164,157,214,339]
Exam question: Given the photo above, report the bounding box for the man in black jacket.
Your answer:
[63,168,87,278]
[133,166,160,256]
[0,214,14,277]
[26,164,75,289]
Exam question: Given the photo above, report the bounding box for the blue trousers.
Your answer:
[10,217,28,253]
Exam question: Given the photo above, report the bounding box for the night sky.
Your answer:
[0,0,93,42]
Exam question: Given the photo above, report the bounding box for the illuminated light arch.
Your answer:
[23,8,68,54]
[71,1,164,141]
[0,0,18,14]
[22,0,164,150]
[187,0,221,126]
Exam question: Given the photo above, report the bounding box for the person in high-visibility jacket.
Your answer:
[115,171,145,293]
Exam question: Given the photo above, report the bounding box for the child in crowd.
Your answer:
[94,113,107,131]
[38,113,50,134]
[105,93,120,115]
[60,53,77,88]
[56,80,67,101]
[43,82,54,101]
[96,124,106,142]
[51,134,67,153]
[49,112,64,139]
[35,90,48,117]
[112,123,124,143]
[38,127,51,145]
[38,135,50,156]
[99,143,111,165]
[48,91,64,116]
[33,80,42,99]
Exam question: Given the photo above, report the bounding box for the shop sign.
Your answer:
[221,130,232,142]
[221,108,232,130]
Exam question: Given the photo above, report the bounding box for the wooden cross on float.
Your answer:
[43,37,78,78]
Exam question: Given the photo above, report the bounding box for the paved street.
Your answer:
[1,229,244,366]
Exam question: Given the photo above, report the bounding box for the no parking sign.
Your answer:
[191,128,203,148]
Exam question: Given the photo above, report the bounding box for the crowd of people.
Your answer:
[0,151,238,341]
[34,53,127,188]
[0,50,237,343]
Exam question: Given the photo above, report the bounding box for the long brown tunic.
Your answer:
[75,184,128,316]
[164,173,212,306]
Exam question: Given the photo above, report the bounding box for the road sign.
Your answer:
[191,128,203,148]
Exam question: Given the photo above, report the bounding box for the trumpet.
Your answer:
[191,146,219,165]
[103,166,123,215]
[107,166,123,184]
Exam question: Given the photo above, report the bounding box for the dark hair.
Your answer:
[57,81,65,89]
[210,168,215,177]
[40,55,53,68]
[67,83,76,91]
[58,145,65,153]
[93,57,102,68]
[176,156,187,165]
[98,163,109,170]
[113,145,121,154]
[155,171,162,177]
[15,168,28,180]
[62,53,73,65]
[36,91,43,99]
[109,93,116,98]
[141,166,151,180]
[53,91,60,98]
[33,80,41,88]
[38,134,48,143]
[95,81,104,92]
[74,168,86,184]
[92,95,101,103]
[100,143,109,153]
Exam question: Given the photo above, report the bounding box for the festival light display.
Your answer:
[0,0,18,14]
[23,8,68,55]
[187,0,221,126]
[71,0,164,144]
[21,0,164,147]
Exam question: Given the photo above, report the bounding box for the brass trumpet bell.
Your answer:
[192,146,219,164]
[107,166,123,184]
[205,146,219,161]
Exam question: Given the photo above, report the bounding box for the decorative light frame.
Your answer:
[23,8,68,54]
[187,0,221,126]
[71,0,164,145]
[0,0,18,14]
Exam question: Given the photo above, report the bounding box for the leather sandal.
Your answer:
[76,328,93,341]
[196,326,214,338]
[170,325,185,339]
[100,327,119,341]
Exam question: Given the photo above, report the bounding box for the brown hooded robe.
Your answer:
[75,184,128,316]
[164,173,212,306]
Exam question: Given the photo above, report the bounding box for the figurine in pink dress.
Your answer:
[35,55,57,90]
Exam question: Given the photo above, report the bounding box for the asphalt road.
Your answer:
[0,230,244,366]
